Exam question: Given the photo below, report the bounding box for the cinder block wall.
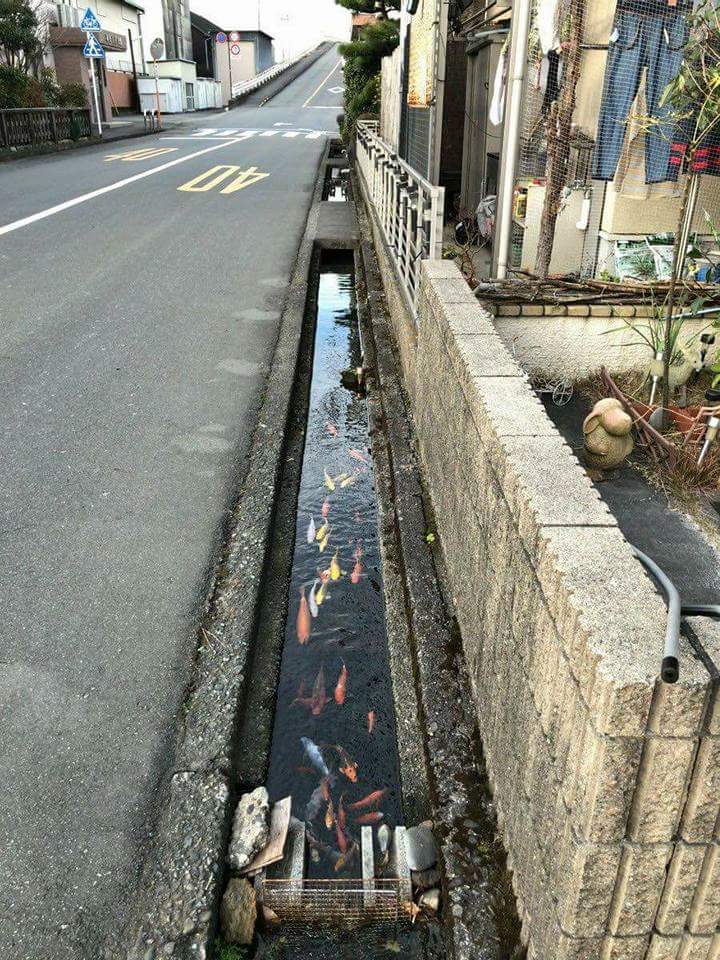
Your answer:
[365,230,720,957]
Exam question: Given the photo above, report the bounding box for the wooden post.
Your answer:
[0,111,7,148]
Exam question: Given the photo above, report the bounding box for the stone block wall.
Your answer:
[367,236,720,957]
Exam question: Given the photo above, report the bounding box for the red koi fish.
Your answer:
[311,665,329,716]
[349,448,368,464]
[354,811,385,825]
[334,662,348,705]
[296,588,311,644]
[346,789,387,812]
[322,498,331,519]
[367,710,376,734]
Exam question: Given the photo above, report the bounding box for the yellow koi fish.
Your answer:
[330,551,342,581]
[324,469,335,491]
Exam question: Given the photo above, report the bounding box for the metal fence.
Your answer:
[258,877,412,925]
[0,108,92,149]
[355,119,444,318]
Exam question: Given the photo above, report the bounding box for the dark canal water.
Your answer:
[266,254,403,880]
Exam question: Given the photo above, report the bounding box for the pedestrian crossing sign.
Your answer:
[80,7,101,30]
[83,33,105,58]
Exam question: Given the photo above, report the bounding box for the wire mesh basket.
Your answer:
[258,877,413,926]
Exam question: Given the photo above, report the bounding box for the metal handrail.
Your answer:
[231,43,322,99]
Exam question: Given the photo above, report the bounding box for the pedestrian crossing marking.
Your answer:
[282,131,300,139]
[259,130,279,137]
[105,146,178,162]
[185,128,329,142]
[177,164,269,194]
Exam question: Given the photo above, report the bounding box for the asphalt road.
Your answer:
[0,43,344,960]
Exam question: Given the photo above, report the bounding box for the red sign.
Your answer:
[230,43,241,56]
[228,31,240,42]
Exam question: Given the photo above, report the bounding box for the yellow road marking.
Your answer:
[105,146,178,162]
[177,165,269,194]
[302,59,342,109]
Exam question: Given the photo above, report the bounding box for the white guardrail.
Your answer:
[355,119,444,318]
[231,44,324,100]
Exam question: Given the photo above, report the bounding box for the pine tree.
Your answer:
[334,0,400,18]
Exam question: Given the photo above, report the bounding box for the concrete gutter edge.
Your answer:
[111,142,330,960]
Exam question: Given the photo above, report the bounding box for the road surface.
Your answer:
[0,43,344,960]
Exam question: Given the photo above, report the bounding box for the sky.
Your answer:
[260,0,353,59]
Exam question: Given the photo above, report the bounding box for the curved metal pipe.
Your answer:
[631,546,680,683]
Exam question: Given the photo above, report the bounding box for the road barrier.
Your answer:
[0,108,92,149]
[355,119,444,319]
[231,43,329,101]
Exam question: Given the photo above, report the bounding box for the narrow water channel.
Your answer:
[266,253,403,879]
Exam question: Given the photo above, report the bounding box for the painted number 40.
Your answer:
[177,165,269,195]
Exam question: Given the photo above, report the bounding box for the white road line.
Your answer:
[0,136,251,238]
[282,131,300,138]
[302,59,342,109]
[304,132,324,139]
[306,106,341,110]
[260,130,279,137]
[192,128,218,136]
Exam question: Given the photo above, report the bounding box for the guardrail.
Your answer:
[0,107,92,149]
[355,119,444,318]
[231,43,324,100]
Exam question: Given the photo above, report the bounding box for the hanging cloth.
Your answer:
[489,38,509,127]
[537,0,562,55]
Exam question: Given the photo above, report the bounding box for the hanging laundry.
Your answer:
[592,0,690,183]
[537,0,561,55]
[489,37,509,128]
[669,117,720,180]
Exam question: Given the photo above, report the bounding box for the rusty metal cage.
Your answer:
[258,877,413,926]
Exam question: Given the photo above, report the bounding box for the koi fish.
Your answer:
[296,765,316,777]
[378,824,391,866]
[329,551,342,581]
[334,840,357,873]
[337,794,346,831]
[326,422,338,437]
[316,519,329,542]
[346,789,386,813]
[350,547,362,583]
[301,737,330,778]
[311,665,329,716]
[354,811,385,826]
[322,498,331,519]
[320,776,332,802]
[319,532,330,552]
[305,783,326,821]
[324,469,335,491]
[340,474,356,488]
[336,819,348,853]
[334,662,347,705]
[349,448,369,464]
[334,472,349,483]
[317,579,329,605]
[367,710,376,734]
[309,579,319,618]
[334,745,358,783]
[296,588,311,644]
[325,797,335,830]
[307,515,316,544]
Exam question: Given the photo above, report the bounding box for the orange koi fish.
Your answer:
[349,448,369,464]
[325,797,335,830]
[351,546,363,584]
[311,665,329,716]
[354,811,385,825]
[367,710,376,734]
[337,795,346,831]
[334,662,347,705]
[326,422,338,437]
[322,498,331,519]
[346,789,386,812]
[296,588,311,644]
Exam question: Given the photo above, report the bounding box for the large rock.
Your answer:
[405,825,438,872]
[228,786,270,871]
[221,878,257,945]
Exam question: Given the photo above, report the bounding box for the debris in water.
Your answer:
[349,448,368,464]
[296,588,311,645]
[405,825,438,871]
[324,468,335,491]
[354,811,384,825]
[301,737,330,778]
[329,551,342,581]
[383,940,401,954]
[306,515,316,544]
[346,789,386,812]
[367,709,376,734]
[334,662,347,705]
[308,579,319,618]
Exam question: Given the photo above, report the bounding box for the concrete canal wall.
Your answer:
[361,189,720,958]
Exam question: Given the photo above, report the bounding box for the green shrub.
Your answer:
[22,75,45,106]
[338,19,398,140]
[0,62,28,107]
[40,66,60,105]
[58,82,87,108]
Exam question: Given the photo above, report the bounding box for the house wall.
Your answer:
[358,194,720,956]
[214,39,254,102]
[380,45,401,151]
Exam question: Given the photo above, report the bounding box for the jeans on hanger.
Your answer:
[592,6,688,183]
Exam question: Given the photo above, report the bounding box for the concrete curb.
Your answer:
[354,180,520,960]
[111,143,331,960]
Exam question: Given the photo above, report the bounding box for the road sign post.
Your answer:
[88,57,102,135]
[149,38,164,130]
[82,19,105,136]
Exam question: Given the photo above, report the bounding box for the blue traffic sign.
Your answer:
[216,31,227,43]
[80,7,101,30]
[83,33,105,58]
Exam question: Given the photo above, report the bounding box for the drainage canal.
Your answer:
[266,251,403,875]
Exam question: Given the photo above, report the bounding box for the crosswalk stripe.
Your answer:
[192,128,217,136]
[260,130,279,137]
[304,132,324,140]
[282,132,300,138]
